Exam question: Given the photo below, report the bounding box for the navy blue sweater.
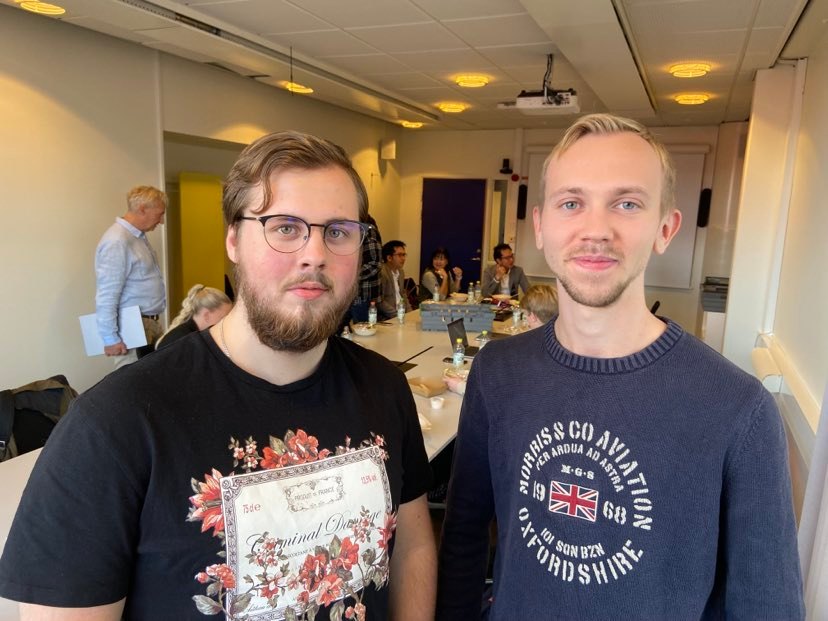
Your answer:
[437,319,804,620]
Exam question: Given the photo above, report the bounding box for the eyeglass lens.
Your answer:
[261,215,365,255]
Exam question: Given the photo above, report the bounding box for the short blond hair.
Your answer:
[127,185,167,212]
[540,113,676,216]
[522,284,558,324]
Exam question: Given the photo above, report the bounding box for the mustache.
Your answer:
[565,244,623,261]
[282,271,335,290]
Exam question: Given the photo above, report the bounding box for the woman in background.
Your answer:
[156,284,232,350]
[420,247,463,302]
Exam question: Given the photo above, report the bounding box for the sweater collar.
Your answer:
[544,316,684,373]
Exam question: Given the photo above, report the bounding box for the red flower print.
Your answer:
[188,469,225,537]
[378,512,397,550]
[260,446,281,469]
[297,591,310,605]
[204,563,236,589]
[195,572,210,584]
[333,537,360,571]
[354,602,366,621]
[287,429,318,457]
[316,574,343,606]
[298,553,327,592]
[345,606,355,619]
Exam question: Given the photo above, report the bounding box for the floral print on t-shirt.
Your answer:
[187,429,394,620]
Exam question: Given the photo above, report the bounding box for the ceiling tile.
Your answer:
[367,72,443,89]
[754,0,806,29]
[319,53,412,75]
[636,30,749,60]
[441,13,550,47]
[285,0,431,28]
[391,48,492,71]
[264,29,377,56]
[410,0,528,20]
[347,22,466,53]
[744,26,786,60]
[191,0,331,34]
[476,42,558,68]
[625,0,757,32]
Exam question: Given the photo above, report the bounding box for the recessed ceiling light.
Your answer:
[455,74,489,88]
[281,81,313,94]
[669,63,711,78]
[19,0,65,15]
[400,121,423,128]
[674,93,710,105]
[437,102,468,113]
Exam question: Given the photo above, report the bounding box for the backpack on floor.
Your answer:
[0,375,78,461]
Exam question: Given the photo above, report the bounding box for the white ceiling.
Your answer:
[6,0,826,129]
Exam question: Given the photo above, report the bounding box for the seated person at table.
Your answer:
[481,243,531,298]
[521,284,558,329]
[155,284,232,350]
[420,247,463,301]
[379,239,412,319]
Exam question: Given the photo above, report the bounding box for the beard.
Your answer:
[554,244,646,309]
[235,264,357,352]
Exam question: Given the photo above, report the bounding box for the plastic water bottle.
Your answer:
[452,338,465,368]
[467,282,474,303]
[512,306,522,329]
[368,301,377,327]
[396,297,406,324]
[476,330,491,349]
[474,280,482,303]
[432,283,440,302]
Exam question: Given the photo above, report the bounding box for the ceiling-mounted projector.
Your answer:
[497,53,580,115]
[498,89,580,115]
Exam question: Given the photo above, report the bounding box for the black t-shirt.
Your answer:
[0,332,431,620]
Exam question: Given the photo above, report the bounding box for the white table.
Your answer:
[353,310,487,460]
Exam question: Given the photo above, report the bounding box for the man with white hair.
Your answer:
[95,184,167,367]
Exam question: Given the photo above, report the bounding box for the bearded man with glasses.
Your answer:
[0,132,436,621]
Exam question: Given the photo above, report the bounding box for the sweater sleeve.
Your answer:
[436,360,495,619]
[710,388,804,619]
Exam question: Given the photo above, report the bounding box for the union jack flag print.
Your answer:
[548,480,599,522]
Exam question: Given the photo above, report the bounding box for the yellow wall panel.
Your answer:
[178,172,225,312]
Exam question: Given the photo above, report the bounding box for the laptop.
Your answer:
[446,318,479,357]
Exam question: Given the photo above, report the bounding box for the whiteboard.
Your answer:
[515,148,705,289]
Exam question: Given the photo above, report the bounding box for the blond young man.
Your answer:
[437,114,803,620]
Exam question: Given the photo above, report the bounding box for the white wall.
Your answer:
[0,7,163,392]
[774,48,828,421]
[0,7,403,392]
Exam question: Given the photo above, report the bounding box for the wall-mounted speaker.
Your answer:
[500,158,513,174]
[517,183,528,220]
[380,138,396,160]
[696,188,712,228]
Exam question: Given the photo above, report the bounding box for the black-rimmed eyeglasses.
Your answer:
[237,214,371,256]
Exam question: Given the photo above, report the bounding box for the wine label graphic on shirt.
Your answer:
[516,420,653,586]
[221,446,391,618]
[188,430,395,621]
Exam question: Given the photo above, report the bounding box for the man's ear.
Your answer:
[653,209,682,255]
[532,205,543,250]
[226,224,240,264]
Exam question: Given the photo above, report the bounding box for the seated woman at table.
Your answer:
[420,247,463,301]
[521,283,558,329]
[156,284,232,350]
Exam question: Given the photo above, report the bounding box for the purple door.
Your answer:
[420,178,487,289]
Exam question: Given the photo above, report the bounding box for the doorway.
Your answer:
[420,178,487,288]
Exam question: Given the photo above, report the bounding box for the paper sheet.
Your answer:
[79,305,147,356]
